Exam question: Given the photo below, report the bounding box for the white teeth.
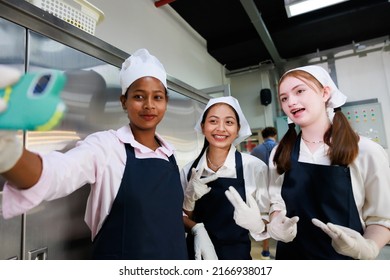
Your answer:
[292,108,302,114]
[214,135,226,139]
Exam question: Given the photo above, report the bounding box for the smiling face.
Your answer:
[201,103,239,149]
[120,76,167,134]
[278,72,330,129]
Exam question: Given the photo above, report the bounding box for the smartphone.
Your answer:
[0,70,67,130]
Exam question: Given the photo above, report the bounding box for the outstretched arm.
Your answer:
[0,66,44,189]
[2,148,42,189]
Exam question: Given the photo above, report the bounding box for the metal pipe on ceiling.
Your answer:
[240,0,285,67]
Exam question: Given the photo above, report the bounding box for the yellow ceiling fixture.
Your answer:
[284,0,350,17]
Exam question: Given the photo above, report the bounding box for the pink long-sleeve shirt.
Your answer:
[2,125,176,240]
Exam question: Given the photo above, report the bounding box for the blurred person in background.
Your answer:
[250,126,278,259]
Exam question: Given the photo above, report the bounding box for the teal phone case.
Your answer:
[0,70,67,131]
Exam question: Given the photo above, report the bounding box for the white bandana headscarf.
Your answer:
[194,96,252,146]
[120,48,167,95]
[282,65,347,108]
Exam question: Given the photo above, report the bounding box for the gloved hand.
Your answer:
[0,131,23,173]
[225,186,265,234]
[183,167,218,211]
[191,223,218,260]
[0,66,23,173]
[312,218,380,260]
[0,65,21,89]
[267,210,299,242]
[0,65,22,113]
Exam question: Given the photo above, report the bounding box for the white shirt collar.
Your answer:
[299,138,330,165]
[202,144,237,175]
[116,125,175,156]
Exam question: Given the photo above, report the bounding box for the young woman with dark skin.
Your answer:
[0,49,188,260]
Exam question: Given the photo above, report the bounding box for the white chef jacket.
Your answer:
[180,144,270,240]
[2,125,177,240]
[268,136,390,229]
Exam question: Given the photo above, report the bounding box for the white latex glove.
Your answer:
[0,98,6,113]
[0,66,22,113]
[0,131,23,173]
[0,65,21,89]
[225,186,265,234]
[312,218,380,260]
[191,223,218,260]
[267,210,299,242]
[183,167,218,211]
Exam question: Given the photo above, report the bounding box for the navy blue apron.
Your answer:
[92,143,188,259]
[276,135,363,259]
[187,151,251,260]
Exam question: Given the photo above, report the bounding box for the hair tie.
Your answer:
[333,107,341,113]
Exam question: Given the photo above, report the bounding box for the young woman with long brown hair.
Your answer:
[267,65,390,259]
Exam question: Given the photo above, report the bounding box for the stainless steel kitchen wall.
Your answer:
[0,17,25,260]
[0,1,208,259]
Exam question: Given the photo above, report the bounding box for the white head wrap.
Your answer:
[283,65,347,108]
[119,48,167,95]
[194,96,252,146]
